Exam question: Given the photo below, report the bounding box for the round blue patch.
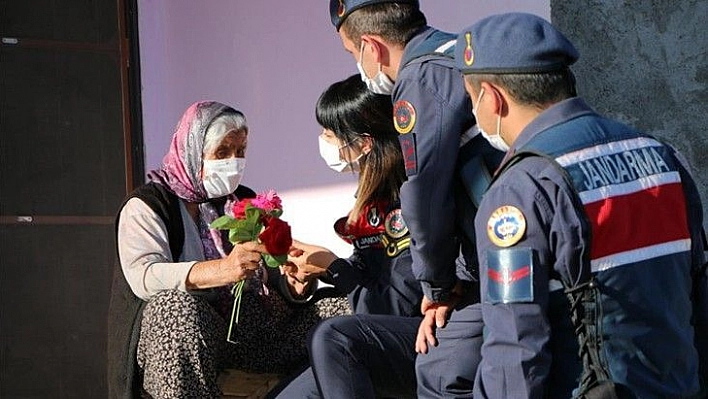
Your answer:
[487,205,526,247]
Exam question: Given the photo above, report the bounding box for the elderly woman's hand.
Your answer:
[186,240,267,289]
[222,241,267,282]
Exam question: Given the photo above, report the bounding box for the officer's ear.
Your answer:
[481,82,508,118]
[360,35,389,65]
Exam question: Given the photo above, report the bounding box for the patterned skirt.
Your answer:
[137,283,350,398]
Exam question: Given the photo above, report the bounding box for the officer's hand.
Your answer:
[283,239,337,281]
[415,303,439,354]
[281,262,314,297]
[416,296,454,353]
[415,284,464,354]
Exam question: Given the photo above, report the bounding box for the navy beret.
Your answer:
[329,0,419,30]
[455,12,579,74]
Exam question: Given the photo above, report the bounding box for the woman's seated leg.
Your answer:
[309,314,421,398]
[137,290,228,398]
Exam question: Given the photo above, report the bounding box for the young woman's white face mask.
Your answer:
[318,135,365,173]
[202,157,246,198]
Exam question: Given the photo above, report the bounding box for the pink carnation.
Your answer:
[251,189,282,213]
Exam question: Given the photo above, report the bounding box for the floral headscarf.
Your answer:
[147,101,242,259]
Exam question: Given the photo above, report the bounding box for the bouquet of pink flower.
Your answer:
[210,189,292,341]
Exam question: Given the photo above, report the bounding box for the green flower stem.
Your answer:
[226,280,245,344]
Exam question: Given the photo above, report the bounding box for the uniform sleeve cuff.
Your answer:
[326,258,359,294]
[279,275,319,304]
[421,281,454,302]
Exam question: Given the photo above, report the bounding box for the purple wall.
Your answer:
[138,0,549,254]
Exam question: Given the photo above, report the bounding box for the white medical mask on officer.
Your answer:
[357,41,394,95]
[472,87,510,152]
[318,133,367,173]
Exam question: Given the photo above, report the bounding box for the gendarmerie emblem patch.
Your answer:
[487,205,526,247]
[384,209,408,239]
[393,100,416,134]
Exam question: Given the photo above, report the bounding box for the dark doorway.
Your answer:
[0,0,142,396]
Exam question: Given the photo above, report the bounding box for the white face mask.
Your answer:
[318,136,364,173]
[357,42,394,95]
[202,157,246,198]
[472,88,510,152]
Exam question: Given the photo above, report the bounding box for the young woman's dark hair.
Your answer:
[315,74,405,223]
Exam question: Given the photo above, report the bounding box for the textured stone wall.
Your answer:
[552,0,708,231]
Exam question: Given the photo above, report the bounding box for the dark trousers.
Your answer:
[273,305,484,399]
[269,365,320,399]
[416,303,484,398]
[274,314,420,399]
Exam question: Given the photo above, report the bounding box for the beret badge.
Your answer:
[464,32,474,66]
[337,0,346,17]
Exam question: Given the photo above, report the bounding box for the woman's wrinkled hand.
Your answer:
[223,240,266,282]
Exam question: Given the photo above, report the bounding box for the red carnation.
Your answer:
[258,217,292,256]
[231,198,252,219]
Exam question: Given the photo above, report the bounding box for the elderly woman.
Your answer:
[109,101,335,398]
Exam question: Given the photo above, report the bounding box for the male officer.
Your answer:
[328,0,506,397]
[455,12,707,398]
[329,0,498,314]
[272,1,503,398]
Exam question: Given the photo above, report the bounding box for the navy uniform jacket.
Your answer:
[473,97,707,398]
[393,26,488,301]
[326,201,422,316]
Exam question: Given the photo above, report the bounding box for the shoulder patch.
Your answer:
[393,100,416,134]
[367,206,381,227]
[486,247,534,304]
[487,205,526,247]
[384,209,408,239]
[398,134,418,176]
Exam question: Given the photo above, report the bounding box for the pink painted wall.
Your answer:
[138,0,549,254]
